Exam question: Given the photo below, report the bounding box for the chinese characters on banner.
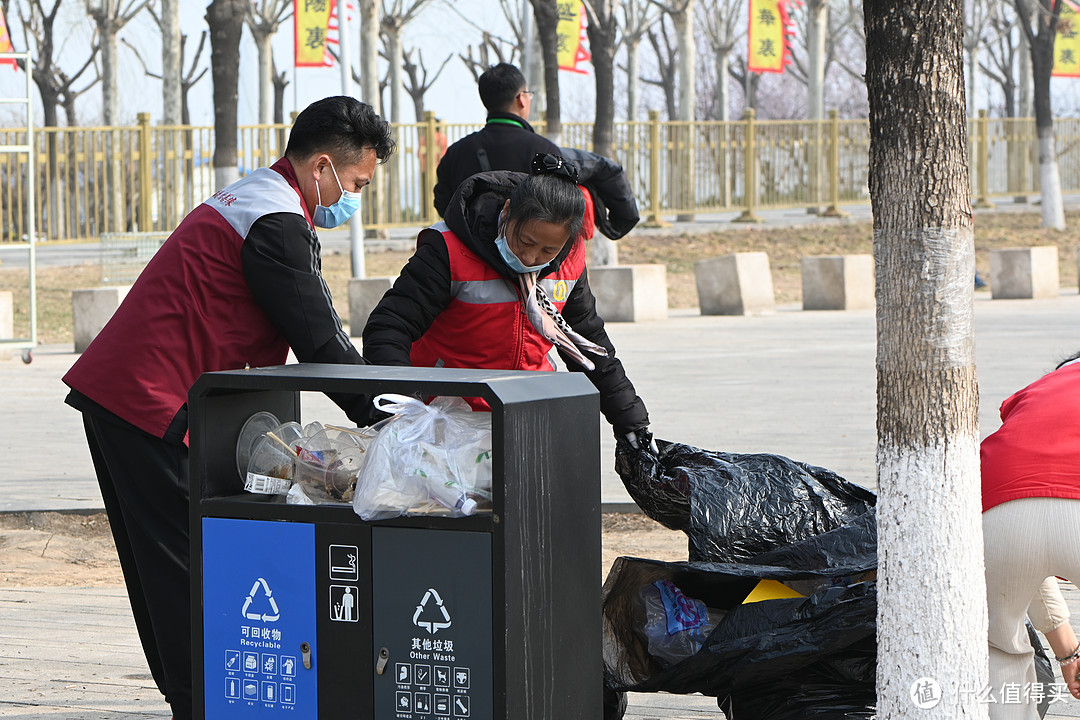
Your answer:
[556,1,591,74]
[1053,0,1080,77]
[0,6,17,70]
[294,0,335,67]
[747,0,797,74]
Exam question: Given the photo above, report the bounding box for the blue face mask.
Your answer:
[495,234,549,274]
[313,159,362,229]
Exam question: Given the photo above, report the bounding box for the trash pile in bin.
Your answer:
[236,394,493,518]
[604,431,879,719]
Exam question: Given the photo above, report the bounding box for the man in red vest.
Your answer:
[63,96,394,720]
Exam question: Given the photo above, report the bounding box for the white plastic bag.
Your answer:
[352,394,493,520]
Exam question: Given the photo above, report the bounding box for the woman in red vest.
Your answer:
[363,153,652,446]
[982,354,1080,717]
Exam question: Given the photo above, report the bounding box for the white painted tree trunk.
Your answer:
[254,31,274,125]
[591,236,618,266]
[1037,132,1066,230]
[865,0,989,717]
[215,166,241,192]
[161,0,182,125]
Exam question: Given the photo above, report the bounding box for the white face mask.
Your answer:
[495,234,549,273]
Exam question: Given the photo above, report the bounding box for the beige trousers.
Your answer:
[984,497,1080,720]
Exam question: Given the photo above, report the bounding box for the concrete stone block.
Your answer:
[73,286,130,353]
[0,291,12,360]
[694,252,775,316]
[348,277,394,336]
[590,265,668,322]
[801,254,875,311]
[990,246,1059,299]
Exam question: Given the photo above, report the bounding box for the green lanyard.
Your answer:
[486,118,525,128]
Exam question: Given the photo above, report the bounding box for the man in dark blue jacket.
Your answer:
[433,63,559,217]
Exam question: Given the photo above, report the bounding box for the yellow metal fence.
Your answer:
[1,112,1078,243]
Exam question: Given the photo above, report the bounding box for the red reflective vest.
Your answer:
[63,161,306,441]
[410,224,587,372]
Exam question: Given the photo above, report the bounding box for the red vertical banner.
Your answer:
[556,1,591,74]
[0,7,18,70]
[294,0,334,67]
[1053,0,1080,77]
[747,0,797,74]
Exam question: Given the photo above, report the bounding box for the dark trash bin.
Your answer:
[190,364,602,720]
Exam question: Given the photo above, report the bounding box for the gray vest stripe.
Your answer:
[452,278,518,304]
[450,277,578,304]
[539,278,577,299]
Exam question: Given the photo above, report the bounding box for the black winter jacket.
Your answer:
[364,171,650,434]
[433,112,560,217]
[559,147,640,240]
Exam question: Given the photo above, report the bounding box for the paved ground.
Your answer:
[3,197,1080,717]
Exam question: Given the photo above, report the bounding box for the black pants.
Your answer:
[83,413,192,719]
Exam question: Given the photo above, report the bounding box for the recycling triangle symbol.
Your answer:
[241,578,281,622]
[412,588,452,634]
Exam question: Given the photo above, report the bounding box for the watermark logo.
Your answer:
[911,677,942,709]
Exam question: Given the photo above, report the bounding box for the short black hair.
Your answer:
[478,63,527,113]
[285,96,395,165]
[506,173,585,243]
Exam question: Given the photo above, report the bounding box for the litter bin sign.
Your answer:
[372,527,492,719]
[190,364,602,720]
[203,518,317,716]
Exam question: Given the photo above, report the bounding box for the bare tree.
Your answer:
[650,0,696,122]
[123,27,208,125]
[458,33,521,81]
[244,0,292,125]
[3,0,98,128]
[584,0,619,159]
[380,0,438,123]
[4,0,101,238]
[402,47,452,121]
[206,0,246,190]
[86,0,150,125]
[159,0,180,124]
[1014,0,1066,229]
[358,0,380,110]
[271,57,289,125]
[963,0,996,115]
[642,15,678,119]
[618,0,662,121]
[528,0,563,143]
[979,2,1021,117]
[865,0,988,718]
[697,0,741,121]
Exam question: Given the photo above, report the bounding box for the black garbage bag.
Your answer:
[602,549,878,719]
[615,434,877,562]
[608,434,879,719]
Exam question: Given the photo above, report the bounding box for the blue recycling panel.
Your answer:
[203,518,317,718]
